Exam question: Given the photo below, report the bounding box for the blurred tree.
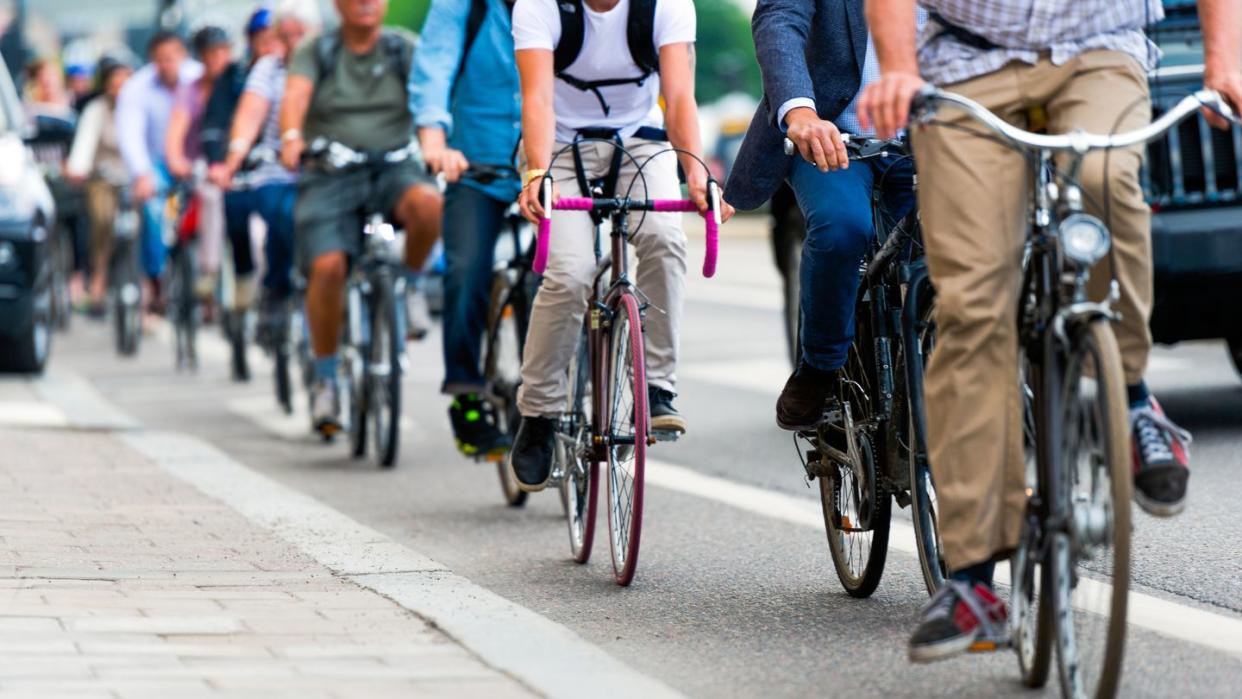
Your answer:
[387,0,761,105]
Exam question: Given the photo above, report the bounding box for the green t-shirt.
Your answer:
[289,30,415,151]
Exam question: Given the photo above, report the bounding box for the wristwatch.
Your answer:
[524,168,547,185]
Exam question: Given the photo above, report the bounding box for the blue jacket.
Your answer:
[409,0,522,202]
[725,0,868,211]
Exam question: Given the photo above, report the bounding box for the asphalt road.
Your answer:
[46,227,1242,697]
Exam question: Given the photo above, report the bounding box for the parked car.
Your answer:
[769,4,1242,379]
[0,56,58,373]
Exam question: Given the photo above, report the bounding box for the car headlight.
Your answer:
[1059,213,1111,267]
[0,241,15,269]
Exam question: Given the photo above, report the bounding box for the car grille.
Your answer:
[1144,102,1242,207]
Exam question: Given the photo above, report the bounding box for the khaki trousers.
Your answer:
[913,51,1153,571]
[517,138,687,416]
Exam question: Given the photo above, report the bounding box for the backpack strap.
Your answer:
[625,0,659,75]
[554,0,585,74]
[316,30,412,85]
[453,0,491,92]
[314,32,341,84]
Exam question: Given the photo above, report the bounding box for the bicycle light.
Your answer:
[1059,213,1111,266]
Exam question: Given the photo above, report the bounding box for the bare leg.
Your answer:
[395,184,443,272]
[307,251,347,358]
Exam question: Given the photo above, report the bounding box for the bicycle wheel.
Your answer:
[604,293,647,586]
[344,287,369,453]
[482,272,528,506]
[1051,319,1131,699]
[1015,352,1054,688]
[369,276,403,468]
[275,344,293,414]
[905,293,946,594]
[562,325,596,563]
[821,433,892,598]
[114,241,142,357]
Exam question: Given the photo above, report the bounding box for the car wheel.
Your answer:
[2,293,52,374]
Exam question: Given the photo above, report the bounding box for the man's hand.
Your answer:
[518,177,558,225]
[166,156,192,181]
[419,127,469,183]
[281,135,305,172]
[858,71,927,140]
[133,174,156,202]
[686,170,735,223]
[208,162,234,190]
[785,107,848,172]
[1204,63,1242,130]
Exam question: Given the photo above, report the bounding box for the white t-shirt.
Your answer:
[512,0,695,143]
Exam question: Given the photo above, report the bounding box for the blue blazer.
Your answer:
[725,0,868,211]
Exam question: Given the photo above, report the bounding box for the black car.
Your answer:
[0,56,58,373]
[770,5,1242,378]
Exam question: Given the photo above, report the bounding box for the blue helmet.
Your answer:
[246,7,274,36]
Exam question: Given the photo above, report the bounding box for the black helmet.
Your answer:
[192,26,231,58]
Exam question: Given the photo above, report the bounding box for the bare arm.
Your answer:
[278,74,314,170]
[857,0,924,139]
[515,48,556,223]
[660,43,721,215]
[164,104,192,180]
[1200,0,1242,128]
[224,91,272,172]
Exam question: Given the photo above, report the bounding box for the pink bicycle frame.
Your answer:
[532,180,722,278]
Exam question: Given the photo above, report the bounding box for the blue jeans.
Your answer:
[224,182,297,299]
[441,183,507,395]
[139,164,172,280]
[788,154,916,371]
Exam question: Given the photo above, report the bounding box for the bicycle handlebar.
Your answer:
[782,133,909,160]
[911,85,1240,153]
[532,180,722,279]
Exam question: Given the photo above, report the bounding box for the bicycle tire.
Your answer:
[370,276,403,468]
[1015,352,1054,689]
[275,347,293,415]
[482,272,529,506]
[821,434,892,598]
[1051,319,1131,699]
[605,293,647,586]
[905,293,946,594]
[113,242,141,357]
[563,325,596,563]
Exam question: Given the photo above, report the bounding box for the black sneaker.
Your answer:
[776,363,839,431]
[508,416,556,492]
[909,581,1009,663]
[1131,396,1191,517]
[648,387,686,433]
[449,394,511,458]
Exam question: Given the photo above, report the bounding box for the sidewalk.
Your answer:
[0,380,532,697]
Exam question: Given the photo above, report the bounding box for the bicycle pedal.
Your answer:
[649,430,682,443]
[968,638,1011,653]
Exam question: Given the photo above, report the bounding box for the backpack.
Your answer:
[452,0,493,92]
[315,29,414,85]
[553,0,659,117]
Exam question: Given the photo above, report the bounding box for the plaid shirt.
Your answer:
[917,0,1164,85]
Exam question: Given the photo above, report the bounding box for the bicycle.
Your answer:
[532,144,721,586]
[780,135,943,597]
[303,138,413,468]
[468,164,540,507]
[110,187,143,357]
[162,175,203,372]
[908,86,1238,698]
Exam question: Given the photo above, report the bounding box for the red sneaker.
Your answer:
[908,581,1009,663]
[1130,396,1191,517]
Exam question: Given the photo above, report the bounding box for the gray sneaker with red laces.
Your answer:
[1130,396,1191,517]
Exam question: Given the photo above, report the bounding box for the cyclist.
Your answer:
[724,0,917,432]
[165,27,235,314]
[65,57,134,316]
[214,4,318,374]
[115,31,202,311]
[279,0,443,435]
[858,0,1242,663]
[507,0,734,491]
[410,0,521,458]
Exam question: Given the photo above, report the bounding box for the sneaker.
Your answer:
[311,380,342,437]
[224,310,250,383]
[1130,396,1191,517]
[508,416,556,492]
[450,394,512,458]
[776,362,839,431]
[648,387,686,433]
[405,286,432,341]
[909,581,1009,664]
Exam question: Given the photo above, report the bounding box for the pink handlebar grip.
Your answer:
[533,217,551,275]
[703,213,718,279]
[554,197,595,211]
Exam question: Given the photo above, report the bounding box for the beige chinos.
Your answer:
[913,50,1152,571]
[517,138,687,417]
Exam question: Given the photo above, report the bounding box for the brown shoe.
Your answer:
[776,363,838,431]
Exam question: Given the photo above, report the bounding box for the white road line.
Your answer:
[0,401,68,428]
[646,458,1242,660]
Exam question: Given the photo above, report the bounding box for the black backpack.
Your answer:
[315,29,414,85]
[552,0,659,117]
